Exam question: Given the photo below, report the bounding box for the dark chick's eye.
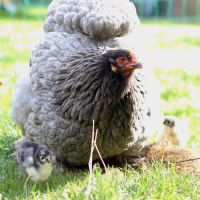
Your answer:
[40,156,45,160]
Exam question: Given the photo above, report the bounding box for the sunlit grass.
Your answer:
[0,6,200,200]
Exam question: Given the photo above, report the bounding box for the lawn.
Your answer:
[0,6,200,200]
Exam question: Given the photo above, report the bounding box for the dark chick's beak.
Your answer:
[130,62,142,69]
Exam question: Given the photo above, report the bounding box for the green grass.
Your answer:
[0,6,200,200]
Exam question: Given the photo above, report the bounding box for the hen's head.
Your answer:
[103,49,142,77]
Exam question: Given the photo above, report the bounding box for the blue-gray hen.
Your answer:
[11,0,153,166]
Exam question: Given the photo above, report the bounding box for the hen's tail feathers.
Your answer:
[10,79,33,131]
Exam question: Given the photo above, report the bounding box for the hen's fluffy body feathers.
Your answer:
[11,79,33,129]
[26,49,150,165]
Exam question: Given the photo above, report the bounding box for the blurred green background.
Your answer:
[1,0,200,21]
[133,0,200,21]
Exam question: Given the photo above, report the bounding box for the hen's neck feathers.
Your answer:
[61,49,135,99]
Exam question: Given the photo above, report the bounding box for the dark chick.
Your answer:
[17,142,55,182]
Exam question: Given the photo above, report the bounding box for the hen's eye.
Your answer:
[120,57,125,62]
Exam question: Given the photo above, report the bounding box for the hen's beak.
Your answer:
[130,62,142,69]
